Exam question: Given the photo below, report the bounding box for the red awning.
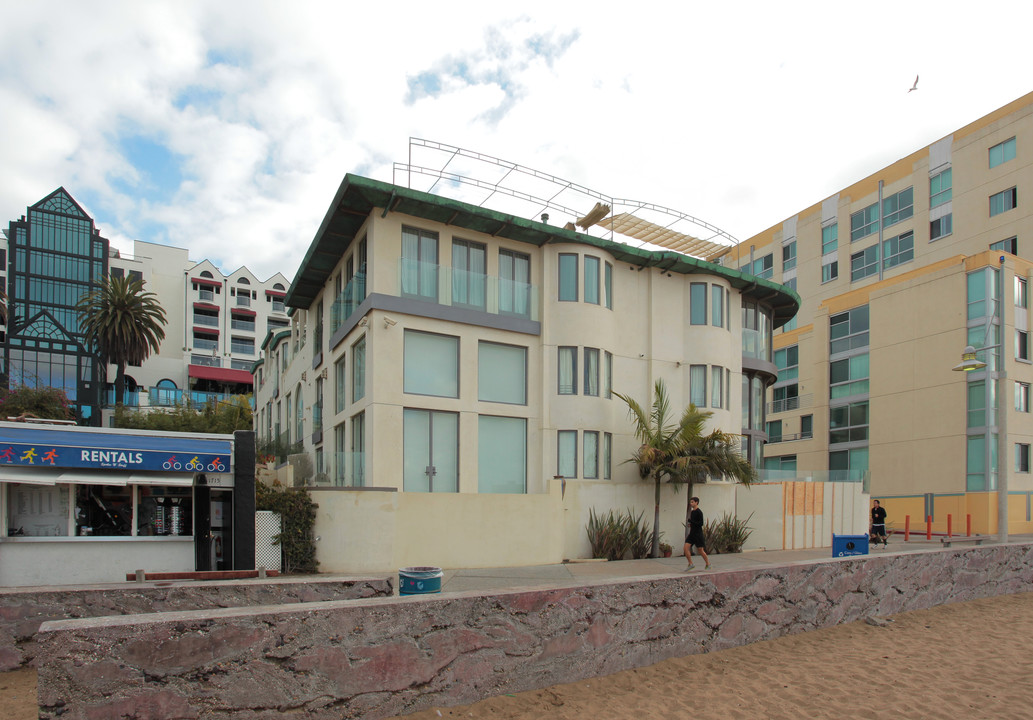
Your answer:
[192,276,223,287]
[188,365,254,384]
[193,327,219,336]
[265,289,286,298]
[231,307,257,316]
[193,302,220,311]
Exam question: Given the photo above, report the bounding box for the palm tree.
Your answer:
[670,416,756,529]
[614,379,708,558]
[77,275,167,406]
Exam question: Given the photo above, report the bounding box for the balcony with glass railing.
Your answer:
[191,354,222,367]
[231,318,255,332]
[194,314,219,327]
[147,387,242,408]
[193,337,218,352]
[331,271,367,333]
[388,259,538,323]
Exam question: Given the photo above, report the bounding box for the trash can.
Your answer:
[399,566,443,595]
[832,534,869,557]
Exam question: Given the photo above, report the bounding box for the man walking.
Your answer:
[684,497,711,570]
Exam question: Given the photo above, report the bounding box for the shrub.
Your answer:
[586,507,656,560]
[701,511,753,554]
[256,481,319,574]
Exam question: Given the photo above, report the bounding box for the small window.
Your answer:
[990,188,1017,217]
[782,241,797,271]
[237,277,251,285]
[584,256,600,304]
[930,214,952,241]
[1016,277,1028,309]
[1016,443,1030,473]
[1016,330,1030,361]
[1015,381,1030,413]
[991,237,1017,255]
[558,254,579,302]
[930,168,952,208]
[989,137,1017,168]
[821,224,838,254]
[558,347,577,395]
[822,260,838,283]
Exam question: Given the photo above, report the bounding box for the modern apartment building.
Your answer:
[720,91,1033,534]
[1,188,291,425]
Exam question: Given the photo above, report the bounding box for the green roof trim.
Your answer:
[250,357,264,374]
[287,174,800,326]
[261,328,292,353]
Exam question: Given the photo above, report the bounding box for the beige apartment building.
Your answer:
[252,174,824,571]
[721,92,1033,536]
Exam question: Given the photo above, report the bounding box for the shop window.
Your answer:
[137,486,194,536]
[75,485,133,536]
[7,484,69,536]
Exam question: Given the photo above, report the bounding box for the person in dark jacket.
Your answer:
[684,497,711,570]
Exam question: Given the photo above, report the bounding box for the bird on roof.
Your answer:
[908,75,919,93]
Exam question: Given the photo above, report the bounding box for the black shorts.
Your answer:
[685,531,706,548]
[870,524,886,536]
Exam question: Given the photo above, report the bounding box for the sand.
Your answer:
[3,592,1030,720]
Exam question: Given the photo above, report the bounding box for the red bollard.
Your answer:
[905,515,910,541]
[926,515,932,540]
[967,514,972,537]
[947,514,953,538]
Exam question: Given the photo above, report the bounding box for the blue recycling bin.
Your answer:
[399,566,443,595]
[832,534,869,557]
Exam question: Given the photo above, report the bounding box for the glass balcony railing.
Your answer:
[331,272,367,333]
[231,319,255,332]
[193,338,218,352]
[331,451,366,487]
[104,389,140,407]
[148,387,241,408]
[393,259,539,321]
[191,354,221,367]
[194,314,219,327]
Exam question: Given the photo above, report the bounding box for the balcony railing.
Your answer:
[148,387,241,408]
[331,272,367,333]
[231,319,255,332]
[194,314,219,327]
[191,354,221,367]
[230,342,255,355]
[395,259,539,319]
[193,338,218,352]
[768,393,813,415]
[104,389,140,407]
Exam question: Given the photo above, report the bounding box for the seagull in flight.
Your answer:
[908,75,919,93]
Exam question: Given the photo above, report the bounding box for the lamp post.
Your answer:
[952,262,1008,543]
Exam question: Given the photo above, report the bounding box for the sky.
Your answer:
[1,1,1031,283]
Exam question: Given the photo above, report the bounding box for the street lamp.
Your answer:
[952,263,1007,543]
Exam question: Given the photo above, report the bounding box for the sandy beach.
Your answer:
[3,592,1030,720]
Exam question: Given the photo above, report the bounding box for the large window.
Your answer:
[830,353,870,399]
[850,203,878,241]
[478,341,527,404]
[990,188,1017,217]
[403,409,458,492]
[850,245,878,281]
[585,256,600,304]
[882,187,914,227]
[829,401,869,444]
[989,137,1016,168]
[401,227,438,301]
[478,416,526,493]
[830,306,869,355]
[558,253,579,302]
[557,430,577,478]
[452,238,486,309]
[690,283,707,325]
[351,336,365,402]
[498,249,531,317]
[558,347,577,395]
[883,230,914,270]
[404,330,459,398]
[930,168,952,207]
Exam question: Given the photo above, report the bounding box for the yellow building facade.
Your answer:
[723,92,1033,536]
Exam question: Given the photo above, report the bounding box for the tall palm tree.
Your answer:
[615,379,709,558]
[77,275,167,406]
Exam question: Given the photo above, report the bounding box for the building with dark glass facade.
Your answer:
[3,188,108,424]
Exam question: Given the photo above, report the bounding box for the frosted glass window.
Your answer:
[584,348,600,396]
[690,365,706,407]
[584,431,599,478]
[478,341,527,404]
[558,347,577,395]
[585,256,600,304]
[604,351,613,398]
[478,416,526,493]
[403,409,458,492]
[404,331,459,398]
[602,432,612,479]
[558,430,577,478]
[604,262,613,309]
[711,365,723,409]
[559,254,578,301]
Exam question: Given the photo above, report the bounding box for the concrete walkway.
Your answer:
[433,535,1019,595]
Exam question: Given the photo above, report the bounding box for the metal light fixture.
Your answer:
[952,345,987,372]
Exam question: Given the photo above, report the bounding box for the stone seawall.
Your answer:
[0,576,391,671]
[37,544,1033,719]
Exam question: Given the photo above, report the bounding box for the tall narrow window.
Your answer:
[558,430,577,478]
[351,411,365,486]
[584,256,600,304]
[604,262,613,309]
[602,432,612,479]
[822,223,838,254]
[335,355,346,412]
[711,365,723,409]
[690,365,706,407]
[583,431,599,479]
[558,253,579,301]
[584,348,600,396]
[401,227,439,301]
[604,351,613,398]
[499,249,531,317]
[452,238,486,309]
[690,283,707,325]
[711,284,724,327]
[1015,381,1030,412]
[1015,277,1028,308]
[558,347,577,395]
[352,336,366,402]
[782,241,797,271]
[930,168,952,207]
